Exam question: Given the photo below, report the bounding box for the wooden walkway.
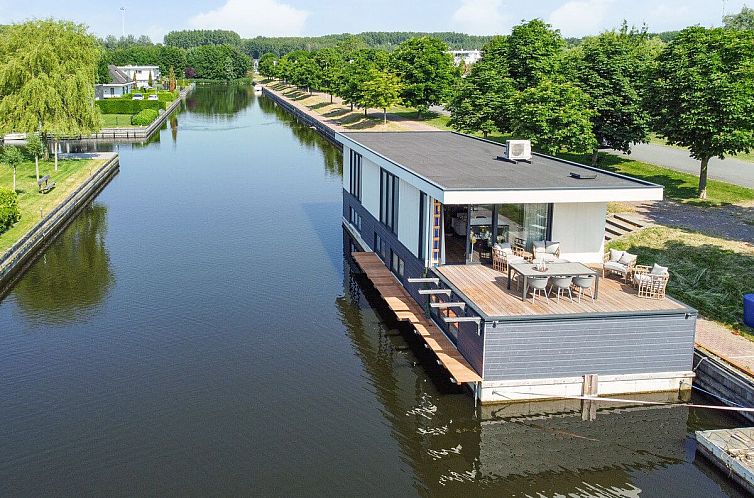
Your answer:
[351,252,482,384]
[697,428,754,494]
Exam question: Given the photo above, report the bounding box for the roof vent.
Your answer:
[505,140,532,163]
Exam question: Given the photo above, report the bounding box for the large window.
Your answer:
[380,168,399,234]
[349,150,362,201]
[495,203,551,250]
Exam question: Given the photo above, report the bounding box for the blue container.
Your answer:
[745,294,754,328]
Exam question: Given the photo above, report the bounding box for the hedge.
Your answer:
[131,109,160,126]
[0,188,20,235]
[96,99,165,114]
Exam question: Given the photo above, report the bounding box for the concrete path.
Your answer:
[697,319,754,377]
[607,143,754,188]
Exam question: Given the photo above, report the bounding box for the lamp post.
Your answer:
[120,7,126,37]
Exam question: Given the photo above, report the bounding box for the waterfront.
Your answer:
[0,83,747,497]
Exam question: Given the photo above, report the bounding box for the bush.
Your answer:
[96,98,165,114]
[131,109,160,126]
[0,188,20,235]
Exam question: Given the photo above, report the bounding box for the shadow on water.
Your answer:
[13,204,114,324]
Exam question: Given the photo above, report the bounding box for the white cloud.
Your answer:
[452,0,512,35]
[548,0,615,37]
[188,0,309,37]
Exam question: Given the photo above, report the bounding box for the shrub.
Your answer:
[131,109,160,126]
[0,188,20,235]
[95,99,165,114]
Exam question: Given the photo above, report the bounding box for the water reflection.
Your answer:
[13,204,114,324]
[340,245,745,497]
[185,82,255,117]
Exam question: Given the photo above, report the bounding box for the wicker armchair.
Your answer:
[512,237,533,261]
[632,265,670,299]
[492,243,525,273]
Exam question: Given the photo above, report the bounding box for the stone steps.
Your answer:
[604,213,646,241]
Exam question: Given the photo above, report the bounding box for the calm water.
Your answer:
[0,84,747,497]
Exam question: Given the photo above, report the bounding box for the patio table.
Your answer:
[508,261,600,301]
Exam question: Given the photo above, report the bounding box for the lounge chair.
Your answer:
[533,241,561,263]
[603,248,637,283]
[633,263,670,299]
[492,243,525,273]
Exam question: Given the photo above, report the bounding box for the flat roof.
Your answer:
[339,131,658,192]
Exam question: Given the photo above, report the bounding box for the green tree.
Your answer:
[390,36,458,116]
[186,44,250,80]
[576,25,657,164]
[25,133,45,182]
[507,19,566,89]
[360,69,402,123]
[2,146,24,192]
[0,20,101,171]
[724,6,754,30]
[647,27,754,198]
[510,80,596,155]
[168,67,177,92]
[314,48,344,103]
[258,53,277,78]
[148,71,153,87]
[337,49,390,111]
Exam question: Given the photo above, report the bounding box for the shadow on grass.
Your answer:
[322,108,350,118]
[608,229,754,335]
[308,102,332,110]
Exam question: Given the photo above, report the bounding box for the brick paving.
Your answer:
[696,318,754,376]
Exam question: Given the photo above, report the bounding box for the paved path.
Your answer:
[697,319,754,377]
[607,143,754,188]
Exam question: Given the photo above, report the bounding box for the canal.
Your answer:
[0,83,747,497]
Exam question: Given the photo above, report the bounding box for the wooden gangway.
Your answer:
[351,252,482,384]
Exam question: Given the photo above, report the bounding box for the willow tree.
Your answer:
[0,20,102,171]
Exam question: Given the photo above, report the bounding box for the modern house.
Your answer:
[95,65,136,99]
[340,131,696,404]
[116,65,161,88]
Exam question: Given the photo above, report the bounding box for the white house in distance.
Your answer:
[341,131,696,404]
[449,50,482,66]
[117,65,161,88]
[95,65,136,99]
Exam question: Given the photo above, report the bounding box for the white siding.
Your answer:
[550,202,607,263]
[342,145,351,190]
[397,180,420,257]
[361,156,381,220]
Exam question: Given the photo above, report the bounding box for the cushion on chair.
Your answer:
[604,261,627,273]
[533,240,545,253]
[545,241,560,254]
[494,242,513,255]
[507,255,525,263]
[618,252,637,266]
[633,273,653,286]
[609,249,624,262]
[650,263,669,275]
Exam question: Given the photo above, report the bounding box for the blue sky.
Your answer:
[4,0,747,41]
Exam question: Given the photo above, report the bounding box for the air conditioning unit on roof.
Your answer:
[506,140,532,162]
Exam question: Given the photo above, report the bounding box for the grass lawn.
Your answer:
[607,226,754,335]
[100,114,138,128]
[387,105,452,130]
[0,156,106,254]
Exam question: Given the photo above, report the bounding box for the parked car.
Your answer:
[132,94,144,100]
[147,95,159,101]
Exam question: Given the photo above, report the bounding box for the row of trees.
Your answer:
[259,36,459,120]
[97,40,251,83]
[448,18,754,198]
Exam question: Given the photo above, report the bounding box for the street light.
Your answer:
[120,7,126,37]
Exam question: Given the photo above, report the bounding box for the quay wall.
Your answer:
[694,348,754,423]
[261,87,342,149]
[0,154,120,295]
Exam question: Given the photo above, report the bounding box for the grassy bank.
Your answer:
[607,226,754,335]
[100,114,140,128]
[0,156,106,254]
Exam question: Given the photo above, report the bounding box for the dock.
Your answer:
[696,428,754,494]
[350,252,482,385]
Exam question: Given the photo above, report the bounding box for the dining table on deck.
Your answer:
[507,261,600,301]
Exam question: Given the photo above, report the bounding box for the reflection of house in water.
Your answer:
[338,248,739,497]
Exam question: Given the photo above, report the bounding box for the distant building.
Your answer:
[116,65,161,89]
[449,50,482,66]
[95,65,136,99]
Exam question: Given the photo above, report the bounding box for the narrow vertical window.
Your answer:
[418,193,426,259]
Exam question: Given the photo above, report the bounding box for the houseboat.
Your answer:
[339,131,696,404]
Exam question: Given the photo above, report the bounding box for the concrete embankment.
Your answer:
[261,86,342,149]
[0,153,120,294]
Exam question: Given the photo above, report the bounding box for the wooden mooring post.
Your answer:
[581,374,598,421]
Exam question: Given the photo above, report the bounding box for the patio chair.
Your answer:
[550,276,573,303]
[528,276,550,303]
[572,275,595,303]
[602,248,637,283]
[492,243,525,273]
[633,263,670,299]
[512,237,533,261]
[533,241,561,263]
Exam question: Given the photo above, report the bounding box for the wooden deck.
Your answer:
[436,264,687,318]
[351,252,482,384]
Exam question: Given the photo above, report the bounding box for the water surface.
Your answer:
[0,83,746,497]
